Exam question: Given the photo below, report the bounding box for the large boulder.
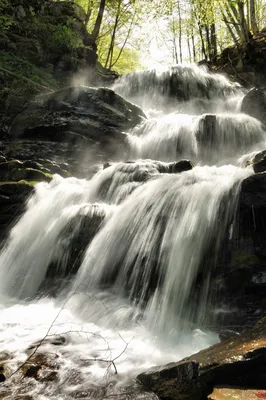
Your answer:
[9,87,146,158]
[5,87,146,176]
[0,181,34,242]
[137,317,266,400]
[250,149,266,173]
[42,203,106,293]
[212,172,266,330]
[241,88,266,125]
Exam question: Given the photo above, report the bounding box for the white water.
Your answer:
[0,65,264,399]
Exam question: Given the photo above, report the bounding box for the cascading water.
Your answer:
[0,65,264,399]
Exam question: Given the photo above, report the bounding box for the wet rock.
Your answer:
[24,364,41,379]
[240,172,266,208]
[166,160,193,173]
[241,88,266,125]
[196,114,218,154]
[218,329,240,342]
[10,87,146,158]
[0,181,34,241]
[28,335,67,350]
[209,387,266,399]
[138,360,207,400]
[0,366,6,383]
[213,173,266,329]
[39,370,59,382]
[0,181,33,197]
[138,317,266,399]
[0,352,12,362]
[251,150,266,173]
[42,204,106,292]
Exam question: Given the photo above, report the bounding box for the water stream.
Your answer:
[0,65,264,399]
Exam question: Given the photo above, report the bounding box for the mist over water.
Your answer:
[0,65,264,398]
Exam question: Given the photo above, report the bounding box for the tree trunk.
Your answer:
[238,1,249,43]
[91,0,106,41]
[84,1,93,27]
[177,0,182,63]
[246,0,250,31]
[224,3,242,39]
[221,9,239,46]
[210,23,217,62]
[105,0,121,68]
[191,27,196,62]
[250,0,259,34]
[198,24,207,59]
[205,25,211,61]
[187,33,192,63]
[111,11,136,68]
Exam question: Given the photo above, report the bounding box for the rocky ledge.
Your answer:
[137,317,266,400]
[2,86,146,176]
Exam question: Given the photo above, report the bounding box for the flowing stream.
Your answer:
[0,65,264,399]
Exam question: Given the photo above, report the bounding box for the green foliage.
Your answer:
[0,52,58,88]
[0,0,14,37]
[97,33,142,74]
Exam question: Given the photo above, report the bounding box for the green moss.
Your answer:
[231,250,259,268]
[17,179,39,187]
[43,172,53,179]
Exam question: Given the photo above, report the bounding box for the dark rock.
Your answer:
[0,181,33,197]
[0,351,12,362]
[196,114,216,147]
[138,361,207,400]
[24,364,42,379]
[9,87,146,165]
[218,329,240,342]
[241,88,266,124]
[168,160,193,173]
[138,317,266,399]
[40,370,59,382]
[0,181,34,241]
[240,172,266,208]
[251,150,266,173]
[42,204,106,293]
[28,335,67,350]
[212,172,266,329]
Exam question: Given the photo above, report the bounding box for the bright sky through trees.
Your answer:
[73,0,266,73]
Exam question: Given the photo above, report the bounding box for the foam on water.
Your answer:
[127,113,266,164]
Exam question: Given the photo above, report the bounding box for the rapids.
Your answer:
[0,65,264,399]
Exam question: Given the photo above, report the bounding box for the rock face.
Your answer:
[0,181,33,242]
[137,317,266,400]
[43,204,106,292]
[241,88,266,125]
[251,150,266,173]
[213,172,266,330]
[7,87,146,171]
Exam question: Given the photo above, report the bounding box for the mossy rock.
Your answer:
[231,250,259,268]
[23,168,52,182]
[0,181,33,196]
[7,165,52,182]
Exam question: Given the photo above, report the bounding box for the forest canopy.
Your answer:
[73,0,266,72]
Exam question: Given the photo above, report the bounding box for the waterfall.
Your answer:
[127,113,265,164]
[0,64,263,397]
[113,64,245,114]
[74,165,251,333]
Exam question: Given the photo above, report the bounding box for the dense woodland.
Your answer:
[67,0,266,69]
[0,0,265,73]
